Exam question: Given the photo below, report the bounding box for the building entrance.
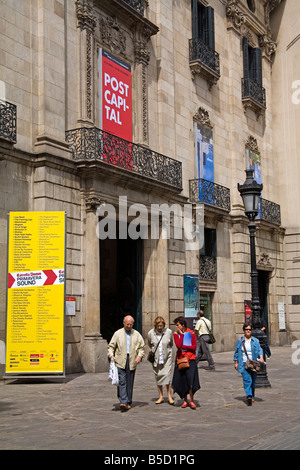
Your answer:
[100,237,143,342]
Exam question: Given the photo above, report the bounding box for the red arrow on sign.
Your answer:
[43,270,57,285]
[8,273,15,288]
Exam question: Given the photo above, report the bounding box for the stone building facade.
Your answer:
[0,0,298,376]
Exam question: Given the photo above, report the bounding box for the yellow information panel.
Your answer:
[5,212,66,376]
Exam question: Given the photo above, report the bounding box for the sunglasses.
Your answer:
[244,328,252,331]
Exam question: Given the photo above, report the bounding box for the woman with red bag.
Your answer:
[172,316,200,409]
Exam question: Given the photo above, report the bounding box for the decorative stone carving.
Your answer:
[193,107,213,129]
[226,0,246,33]
[76,0,97,122]
[259,33,277,61]
[85,196,102,213]
[257,252,274,271]
[99,15,126,58]
[76,0,97,34]
[245,135,260,154]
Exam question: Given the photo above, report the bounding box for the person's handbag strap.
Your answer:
[153,333,164,353]
[242,338,249,358]
[202,318,212,332]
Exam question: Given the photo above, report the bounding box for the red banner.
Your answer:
[101,50,132,142]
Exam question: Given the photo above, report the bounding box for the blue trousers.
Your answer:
[241,363,257,398]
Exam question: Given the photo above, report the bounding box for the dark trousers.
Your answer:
[197,335,215,367]
[117,355,136,405]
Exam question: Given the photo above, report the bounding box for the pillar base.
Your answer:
[81,334,109,373]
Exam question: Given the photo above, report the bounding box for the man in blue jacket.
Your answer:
[234,324,264,405]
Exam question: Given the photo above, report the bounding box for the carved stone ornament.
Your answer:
[259,33,277,60]
[226,0,246,33]
[264,0,282,32]
[257,252,274,271]
[85,196,102,213]
[245,135,260,155]
[193,107,213,129]
[76,0,97,34]
[99,15,126,57]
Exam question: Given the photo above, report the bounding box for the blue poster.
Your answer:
[246,149,262,217]
[196,124,214,183]
[184,274,199,318]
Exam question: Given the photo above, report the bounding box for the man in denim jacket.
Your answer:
[233,324,264,405]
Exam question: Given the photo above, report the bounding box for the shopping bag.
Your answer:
[108,359,119,386]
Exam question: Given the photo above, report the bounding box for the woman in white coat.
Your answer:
[148,316,174,405]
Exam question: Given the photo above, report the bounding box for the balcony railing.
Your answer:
[258,198,281,225]
[189,38,220,75]
[242,78,266,114]
[0,100,17,143]
[200,256,217,282]
[122,0,145,15]
[189,178,230,212]
[66,127,182,190]
[189,38,220,87]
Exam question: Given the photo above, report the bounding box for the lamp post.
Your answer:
[238,169,271,387]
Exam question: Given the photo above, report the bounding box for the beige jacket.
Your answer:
[147,328,173,367]
[107,328,145,370]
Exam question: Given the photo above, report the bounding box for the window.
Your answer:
[200,228,217,258]
[192,1,215,51]
[189,0,220,85]
[247,0,256,13]
[242,37,262,87]
[242,36,266,115]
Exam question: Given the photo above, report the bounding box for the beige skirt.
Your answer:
[152,354,173,386]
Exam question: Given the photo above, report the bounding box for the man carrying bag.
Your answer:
[195,310,215,370]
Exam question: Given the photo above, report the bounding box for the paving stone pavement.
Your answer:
[0,345,299,451]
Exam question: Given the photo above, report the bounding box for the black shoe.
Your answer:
[247,396,252,406]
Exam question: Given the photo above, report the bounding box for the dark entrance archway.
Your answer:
[100,237,143,342]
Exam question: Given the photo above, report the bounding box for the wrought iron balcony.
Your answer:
[242,78,266,118]
[257,198,281,225]
[200,256,217,282]
[66,127,182,190]
[122,0,145,15]
[189,38,220,87]
[189,178,230,212]
[0,100,17,143]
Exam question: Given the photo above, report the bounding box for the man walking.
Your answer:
[195,310,215,370]
[108,315,145,411]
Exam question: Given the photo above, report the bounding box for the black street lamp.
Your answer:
[238,169,271,387]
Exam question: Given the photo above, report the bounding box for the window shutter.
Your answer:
[242,37,250,79]
[206,6,215,50]
[192,0,198,39]
[251,48,263,86]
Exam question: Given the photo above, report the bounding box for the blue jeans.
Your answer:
[241,363,257,398]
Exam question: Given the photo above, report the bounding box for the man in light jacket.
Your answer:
[195,310,215,370]
[108,315,145,411]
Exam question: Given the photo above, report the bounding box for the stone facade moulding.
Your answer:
[225,0,280,61]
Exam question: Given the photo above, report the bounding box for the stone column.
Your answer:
[133,24,152,145]
[81,196,108,372]
[156,228,169,324]
[76,0,96,125]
